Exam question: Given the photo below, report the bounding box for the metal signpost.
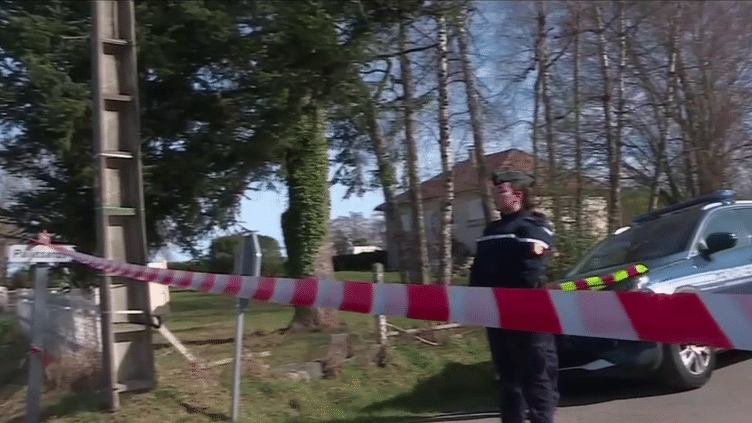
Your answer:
[231,233,262,422]
[7,233,75,423]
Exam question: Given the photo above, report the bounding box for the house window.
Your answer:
[429,211,439,233]
[466,198,485,228]
[401,212,412,231]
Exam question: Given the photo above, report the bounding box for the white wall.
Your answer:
[352,246,380,254]
[0,286,7,313]
[454,194,487,255]
[16,288,102,358]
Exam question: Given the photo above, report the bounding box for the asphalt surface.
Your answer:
[415,350,752,423]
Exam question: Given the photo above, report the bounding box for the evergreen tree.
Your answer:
[0,1,269,257]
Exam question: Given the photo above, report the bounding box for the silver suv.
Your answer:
[556,190,751,390]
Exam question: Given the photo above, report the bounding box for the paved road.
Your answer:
[416,351,752,423]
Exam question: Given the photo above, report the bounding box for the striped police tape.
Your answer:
[38,241,752,351]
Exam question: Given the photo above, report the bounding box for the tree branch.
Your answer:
[374,43,439,60]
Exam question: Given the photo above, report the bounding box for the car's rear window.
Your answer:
[570,207,704,275]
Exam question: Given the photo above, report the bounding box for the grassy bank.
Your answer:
[0,274,493,423]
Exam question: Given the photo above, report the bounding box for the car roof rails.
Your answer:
[632,190,736,224]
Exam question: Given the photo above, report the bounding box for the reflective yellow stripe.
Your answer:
[586,277,601,287]
[560,282,576,291]
[613,270,628,281]
[556,264,649,291]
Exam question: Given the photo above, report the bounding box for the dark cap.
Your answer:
[491,170,535,189]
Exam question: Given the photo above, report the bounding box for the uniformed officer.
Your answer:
[469,170,558,423]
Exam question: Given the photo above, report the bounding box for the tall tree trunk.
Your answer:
[399,20,430,285]
[674,48,698,199]
[436,8,453,285]
[537,1,560,233]
[283,105,335,332]
[0,236,6,287]
[366,98,408,284]
[649,13,678,211]
[455,8,497,225]
[531,11,543,185]
[572,1,583,249]
[595,4,621,233]
[615,1,625,221]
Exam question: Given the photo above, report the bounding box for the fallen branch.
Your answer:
[385,323,439,346]
[385,322,462,336]
[206,351,271,368]
[454,328,482,337]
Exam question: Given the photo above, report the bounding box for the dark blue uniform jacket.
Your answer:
[469,210,554,289]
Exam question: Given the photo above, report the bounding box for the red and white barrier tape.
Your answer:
[28,345,52,369]
[37,241,752,351]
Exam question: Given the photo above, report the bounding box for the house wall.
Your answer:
[388,193,610,271]
[395,193,487,263]
[536,196,609,239]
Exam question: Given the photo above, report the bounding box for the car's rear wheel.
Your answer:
[658,343,715,390]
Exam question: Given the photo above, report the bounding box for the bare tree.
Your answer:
[571,1,584,244]
[672,2,752,195]
[365,98,410,283]
[330,212,386,253]
[623,2,680,210]
[625,1,752,200]
[454,5,497,225]
[594,3,621,232]
[435,4,454,285]
[531,3,543,184]
[399,19,430,285]
[536,1,562,233]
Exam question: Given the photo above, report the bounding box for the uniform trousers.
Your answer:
[486,328,559,423]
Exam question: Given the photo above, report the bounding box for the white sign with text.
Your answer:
[7,244,76,263]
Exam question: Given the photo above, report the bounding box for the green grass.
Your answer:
[333,271,402,283]
[334,271,469,286]
[0,320,30,419]
[2,276,494,423]
[0,319,14,344]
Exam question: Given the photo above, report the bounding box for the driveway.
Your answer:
[415,351,752,423]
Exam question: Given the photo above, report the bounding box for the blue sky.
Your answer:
[235,178,387,255]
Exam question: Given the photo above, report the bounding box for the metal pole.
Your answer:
[231,233,262,421]
[230,298,248,422]
[26,264,48,423]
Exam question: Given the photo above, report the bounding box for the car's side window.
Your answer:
[733,208,752,238]
[697,209,752,249]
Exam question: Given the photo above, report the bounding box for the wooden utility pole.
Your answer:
[91,0,154,411]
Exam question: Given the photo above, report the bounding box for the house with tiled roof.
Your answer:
[375,149,611,271]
